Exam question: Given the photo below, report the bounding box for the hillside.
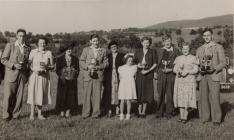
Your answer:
[146,14,234,29]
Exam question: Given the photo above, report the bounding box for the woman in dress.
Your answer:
[173,43,198,123]
[118,54,137,120]
[135,37,157,118]
[27,37,54,120]
[102,40,124,117]
[55,45,79,118]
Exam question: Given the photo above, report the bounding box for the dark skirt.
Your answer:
[55,78,78,112]
[136,73,154,103]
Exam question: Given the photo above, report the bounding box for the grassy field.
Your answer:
[0,72,234,140]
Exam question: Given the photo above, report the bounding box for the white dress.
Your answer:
[118,65,137,100]
[27,49,52,106]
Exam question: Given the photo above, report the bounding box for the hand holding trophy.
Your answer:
[162,60,171,73]
[200,54,214,75]
[39,61,47,75]
[89,58,97,77]
[178,63,184,78]
[16,54,24,70]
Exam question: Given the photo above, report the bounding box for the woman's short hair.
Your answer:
[141,36,152,45]
[108,40,118,49]
[123,54,134,63]
[202,27,213,34]
[162,34,172,41]
[90,34,99,40]
[17,29,26,35]
[182,42,190,49]
[37,36,48,45]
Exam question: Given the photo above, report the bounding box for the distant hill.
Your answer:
[146,14,234,29]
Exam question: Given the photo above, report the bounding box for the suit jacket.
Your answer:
[1,42,31,83]
[79,46,109,82]
[196,41,226,81]
[134,48,157,79]
[104,52,124,82]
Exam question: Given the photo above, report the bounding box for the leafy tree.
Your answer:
[176,37,185,50]
[217,31,222,36]
[175,29,182,35]
[190,29,197,35]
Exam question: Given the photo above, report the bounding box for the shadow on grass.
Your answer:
[221,101,234,122]
[43,104,83,117]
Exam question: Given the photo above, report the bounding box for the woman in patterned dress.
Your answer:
[173,43,198,123]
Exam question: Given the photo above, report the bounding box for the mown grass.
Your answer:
[0,72,234,140]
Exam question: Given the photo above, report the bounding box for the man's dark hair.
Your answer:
[141,36,152,45]
[90,34,99,40]
[162,34,172,41]
[16,29,26,35]
[202,27,213,34]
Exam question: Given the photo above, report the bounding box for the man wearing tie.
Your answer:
[1,29,31,121]
[196,28,226,126]
[80,34,109,119]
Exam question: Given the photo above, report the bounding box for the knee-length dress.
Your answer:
[118,65,137,100]
[27,49,52,106]
[173,55,198,108]
[135,48,157,103]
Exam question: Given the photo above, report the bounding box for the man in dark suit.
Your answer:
[155,34,181,119]
[1,29,31,121]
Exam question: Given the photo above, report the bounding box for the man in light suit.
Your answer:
[1,29,31,121]
[80,34,109,119]
[196,28,226,126]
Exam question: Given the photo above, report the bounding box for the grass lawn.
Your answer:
[0,72,234,140]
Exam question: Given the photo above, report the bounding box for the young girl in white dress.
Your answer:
[27,37,54,120]
[118,54,137,120]
[173,43,198,123]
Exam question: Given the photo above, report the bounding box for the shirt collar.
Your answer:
[90,46,101,51]
[15,40,26,48]
[162,46,173,52]
[36,48,46,54]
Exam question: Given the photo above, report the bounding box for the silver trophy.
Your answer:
[162,60,170,70]
[89,58,97,76]
[200,54,213,74]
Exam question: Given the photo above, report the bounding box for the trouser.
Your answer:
[198,75,222,123]
[82,79,103,118]
[3,74,25,119]
[156,74,175,116]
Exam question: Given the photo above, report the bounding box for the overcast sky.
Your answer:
[0,0,233,34]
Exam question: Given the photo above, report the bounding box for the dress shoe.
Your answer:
[155,114,163,118]
[213,122,221,126]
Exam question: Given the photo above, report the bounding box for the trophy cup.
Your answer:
[46,58,54,70]
[141,62,148,70]
[39,61,46,75]
[200,54,213,74]
[89,58,97,77]
[178,63,184,78]
[162,60,170,70]
[17,54,24,66]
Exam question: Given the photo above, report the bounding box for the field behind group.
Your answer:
[0,72,233,140]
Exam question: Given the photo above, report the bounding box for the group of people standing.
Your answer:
[0,27,226,126]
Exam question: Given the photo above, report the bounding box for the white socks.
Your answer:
[120,114,130,120]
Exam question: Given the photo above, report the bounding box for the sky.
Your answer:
[0,0,233,34]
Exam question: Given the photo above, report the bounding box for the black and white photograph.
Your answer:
[0,0,233,139]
